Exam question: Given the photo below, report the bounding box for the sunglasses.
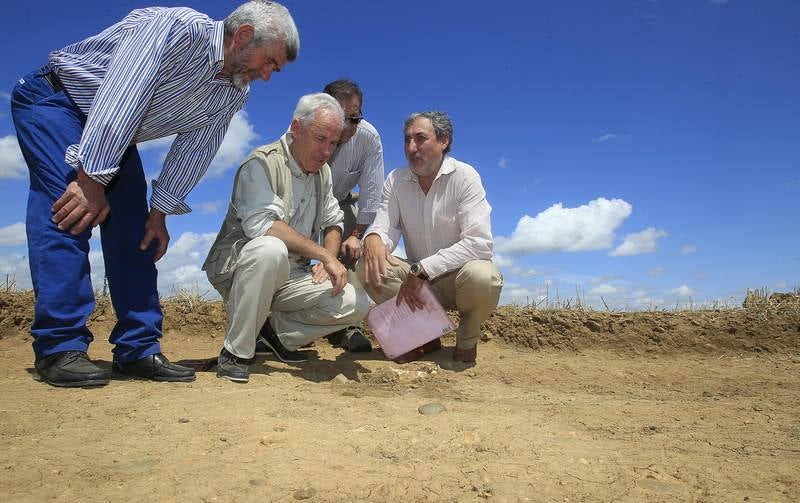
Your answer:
[345,115,363,125]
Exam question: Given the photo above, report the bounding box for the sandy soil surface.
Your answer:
[1,292,799,502]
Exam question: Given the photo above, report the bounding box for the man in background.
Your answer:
[321,79,384,352]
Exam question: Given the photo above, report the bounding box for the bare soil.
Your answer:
[1,291,799,502]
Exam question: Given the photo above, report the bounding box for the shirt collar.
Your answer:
[281,133,311,179]
[209,21,225,67]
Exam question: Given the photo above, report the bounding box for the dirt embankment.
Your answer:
[2,291,799,355]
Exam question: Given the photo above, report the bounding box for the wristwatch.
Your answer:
[409,262,428,280]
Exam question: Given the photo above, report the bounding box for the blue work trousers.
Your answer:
[10,66,163,363]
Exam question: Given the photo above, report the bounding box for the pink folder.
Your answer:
[366,283,455,360]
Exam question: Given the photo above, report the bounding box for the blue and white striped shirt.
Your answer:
[49,7,250,215]
[327,119,384,225]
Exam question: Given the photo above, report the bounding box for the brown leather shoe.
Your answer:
[453,345,477,363]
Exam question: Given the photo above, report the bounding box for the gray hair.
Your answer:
[225,1,300,61]
[293,93,344,129]
[404,111,453,154]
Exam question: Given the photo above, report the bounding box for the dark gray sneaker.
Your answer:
[257,321,309,363]
[216,348,250,383]
[34,351,111,387]
[341,327,372,353]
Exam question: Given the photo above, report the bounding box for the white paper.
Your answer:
[366,283,455,359]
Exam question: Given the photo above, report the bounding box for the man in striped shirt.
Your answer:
[322,80,384,352]
[10,1,299,388]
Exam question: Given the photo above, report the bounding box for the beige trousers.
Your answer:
[222,236,370,357]
[356,258,503,349]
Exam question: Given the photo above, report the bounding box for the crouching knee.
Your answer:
[456,260,503,295]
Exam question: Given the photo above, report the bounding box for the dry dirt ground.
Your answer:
[1,291,799,502]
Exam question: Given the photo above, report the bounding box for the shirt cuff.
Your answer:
[64,144,115,186]
[419,256,446,280]
[150,179,191,215]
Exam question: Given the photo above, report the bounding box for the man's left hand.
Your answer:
[140,209,170,262]
[396,275,427,312]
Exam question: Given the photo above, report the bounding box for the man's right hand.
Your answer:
[51,168,110,235]
[362,234,400,291]
[320,253,348,297]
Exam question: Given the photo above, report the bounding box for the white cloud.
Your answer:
[610,227,668,256]
[509,266,537,277]
[501,286,544,306]
[670,284,695,297]
[0,252,31,290]
[681,244,697,254]
[198,200,224,214]
[0,135,27,180]
[634,297,665,307]
[589,284,618,295]
[138,135,176,152]
[136,110,257,179]
[0,222,26,246]
[498,157,508,169]
[592,133,619,143]
[495,198,633,255]
[493,254,513,267]
[648,266,665,276]
[207,111,259,176]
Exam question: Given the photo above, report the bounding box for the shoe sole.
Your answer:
[112,370,196,383]
[258,336,308,363]
[217,373,249,383]
[33,373,110,388]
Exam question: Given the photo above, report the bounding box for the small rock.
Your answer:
[418,403,447,415]
[293,487,317,500]
[178,417,190,424]
[249,479,266,486]
[702,391,713,398]
[273,426,286,432]
[481,331,494,341]
[219,436,227,442]
[331,373,350,384]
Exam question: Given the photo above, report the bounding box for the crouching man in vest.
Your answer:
[203,93,370,382]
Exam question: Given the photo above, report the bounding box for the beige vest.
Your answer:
[202,138,332,293]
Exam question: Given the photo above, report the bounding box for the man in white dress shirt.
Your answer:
[358,111,503,364]
[203,93,370,382]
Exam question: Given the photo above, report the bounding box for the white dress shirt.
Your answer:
[234,133,343,270]
[327,119,384,225]
[366,156,494,279]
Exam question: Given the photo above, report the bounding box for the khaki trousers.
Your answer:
[223,235,370,357]
[356,259,503,349]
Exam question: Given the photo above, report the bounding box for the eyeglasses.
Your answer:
[345,115,363,126]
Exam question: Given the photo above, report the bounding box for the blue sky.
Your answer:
[0,0,797,309]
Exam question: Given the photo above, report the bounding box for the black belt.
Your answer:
[43,71,64,92]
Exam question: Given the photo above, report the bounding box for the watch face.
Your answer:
[411,263,420,276]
